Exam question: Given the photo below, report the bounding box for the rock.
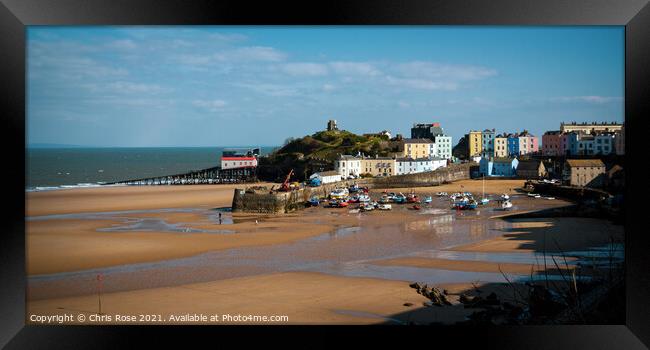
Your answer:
[403,302,414,307]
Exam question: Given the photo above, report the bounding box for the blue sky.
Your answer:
[27,26,624,147]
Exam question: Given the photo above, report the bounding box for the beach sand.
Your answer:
[27,184,273,217]
[25,180,623,324]
[27,213,356,275]
[371,256,578,275]
[450,217,624,253]
[27,271,475,325]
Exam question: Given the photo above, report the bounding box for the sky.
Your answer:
[27,26,624,147]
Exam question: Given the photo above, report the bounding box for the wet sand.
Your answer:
[27,212,356,275]
[27,184,273,217]
[371,256,578,275]
[27,272,449,325]
[25,180,624,324]
[450,217,624,253]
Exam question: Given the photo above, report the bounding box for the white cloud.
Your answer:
[192,99,228,112]
[398,100,411,108]
[551,96,623,104]
[385,76,459,90]
[322,84,335,92]
[329,61,381,76]
[280,63,329,76]
[395,61,497,81]
[234,83,299,97]
[106,81,170,94]
[214,46,287,62]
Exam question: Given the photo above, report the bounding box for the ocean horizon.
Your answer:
[26,146,278,191]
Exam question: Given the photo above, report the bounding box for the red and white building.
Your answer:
[220,149,259,169]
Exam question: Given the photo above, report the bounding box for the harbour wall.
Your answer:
[231,163,474,214]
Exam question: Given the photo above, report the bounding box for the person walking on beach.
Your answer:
[218,212,222,224]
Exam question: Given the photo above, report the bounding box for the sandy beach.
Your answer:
[25,179,624,324]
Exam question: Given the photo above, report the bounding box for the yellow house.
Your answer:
[361,157,396,177]
[468,131,483,157]
[400,138,434,159]
[494,135,508,157]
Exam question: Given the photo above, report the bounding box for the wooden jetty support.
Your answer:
[108,166,257,186]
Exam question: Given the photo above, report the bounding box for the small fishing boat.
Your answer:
[393,193,407,204]
[360,203,374,211]
[348,208,361,214]
[349,184,360,193]
[479,175,490,205]
[407,194,420,203]
[501,200,513,210]
[358,194,371,203]
[501,194,510,200]
[330,188,349,199]
[378,203,392,210]
[423,196,433,204]
[527,193,541,198]
[411,204,421,210]
[308,197,320,207]
[436,192,448,197]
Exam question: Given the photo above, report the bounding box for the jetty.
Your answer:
[107,166,256,186]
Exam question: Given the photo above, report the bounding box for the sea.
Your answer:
[26,147,278,191]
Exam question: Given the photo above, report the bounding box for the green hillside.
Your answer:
[257,130,398,182]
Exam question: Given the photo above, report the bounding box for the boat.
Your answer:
[358,194,371,203]
[465,200,478,209]
[329,199,349,208]
[501,200,513,210]
[349,184,360,193]
[544,197,555,200]
[330,188,349,199]
[407,194,420,203]
[307,197,320,207]
[423,196,433,204]
[501,194,510,200]
[348,195,360,203]
[436,192,448,197]
[378,203,392,210]
[348,208,361,214]
[378,196,391,204]
[479,176,490,205]
[360,203,374,211]
[393,193,407,204]
[411,204,421,210]
[527,193,541,198]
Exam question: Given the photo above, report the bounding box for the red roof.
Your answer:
[221,157,256,161]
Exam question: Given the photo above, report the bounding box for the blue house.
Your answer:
[507,135,519,157]
[479,157,519,177]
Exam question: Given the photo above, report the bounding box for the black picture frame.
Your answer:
[1,0,649,348]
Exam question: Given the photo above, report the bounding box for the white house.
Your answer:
[396,157,446,175]
[309,170,342,184]
[433,135,452,159]
[431,157,447,171]
[335,154,362,178]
